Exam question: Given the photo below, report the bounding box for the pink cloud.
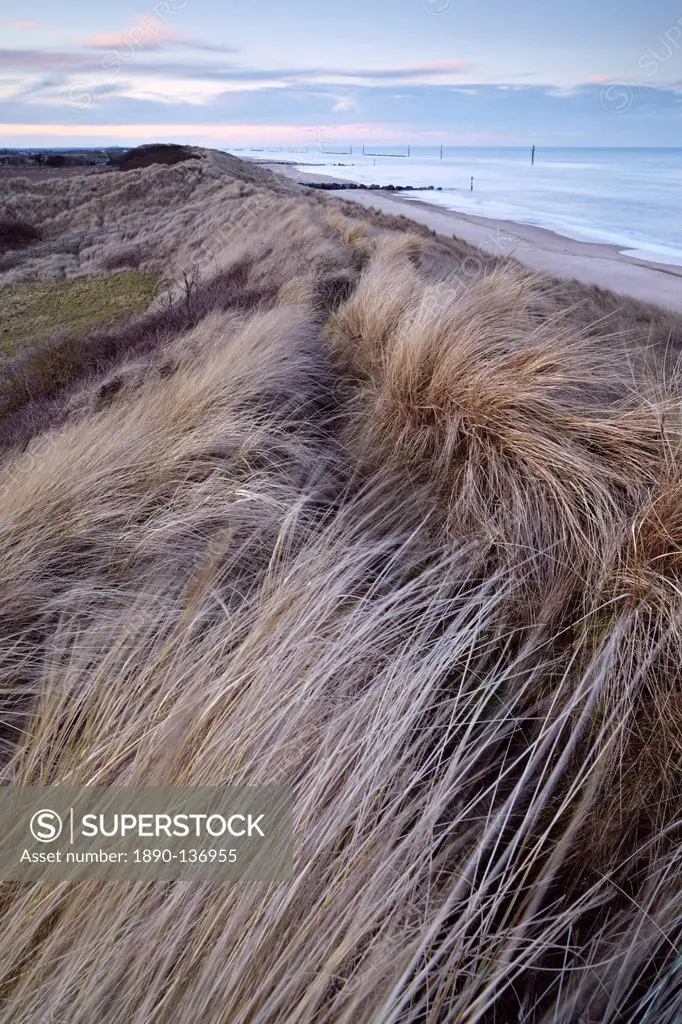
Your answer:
[0,123,515,147]
[84,18,189,52]
[0,20,47,30]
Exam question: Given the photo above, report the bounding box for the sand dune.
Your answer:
[1,149,682,1022]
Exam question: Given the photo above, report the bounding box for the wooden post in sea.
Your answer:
[531,145,535,166]
[470,176,474,192]
[440,145,443,160]
[407,144,411,158]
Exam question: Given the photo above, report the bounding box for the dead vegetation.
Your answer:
[0,217,40,253]
[0,150,681,1023]
[112,142,198,171]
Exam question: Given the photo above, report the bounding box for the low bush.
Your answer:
[0,217,41,252]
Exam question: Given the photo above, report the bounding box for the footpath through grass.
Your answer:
[0,272,158,354]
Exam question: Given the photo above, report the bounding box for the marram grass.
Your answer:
[0,150,681,1023]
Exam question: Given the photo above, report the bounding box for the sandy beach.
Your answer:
[263,161,682,313]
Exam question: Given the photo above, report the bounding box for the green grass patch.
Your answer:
[0,272,159,354]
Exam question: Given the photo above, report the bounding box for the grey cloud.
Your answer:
[0,49,473,84]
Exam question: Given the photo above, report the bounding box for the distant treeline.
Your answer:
[0,144,197,172]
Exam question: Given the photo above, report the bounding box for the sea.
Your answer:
[226,146,682,267]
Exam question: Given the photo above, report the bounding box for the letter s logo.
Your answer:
[30,809,63,843]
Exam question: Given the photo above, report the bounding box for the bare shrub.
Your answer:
[0,217,41,252]
[100,246,143,271]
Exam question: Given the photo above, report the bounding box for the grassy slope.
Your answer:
[0,150,681,1023]
[0,272,158,353]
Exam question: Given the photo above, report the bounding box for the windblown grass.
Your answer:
[0,151,681,1023]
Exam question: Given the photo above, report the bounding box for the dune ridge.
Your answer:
[0,150,682,1022]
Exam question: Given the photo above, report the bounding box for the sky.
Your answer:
[1,0,682,148]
